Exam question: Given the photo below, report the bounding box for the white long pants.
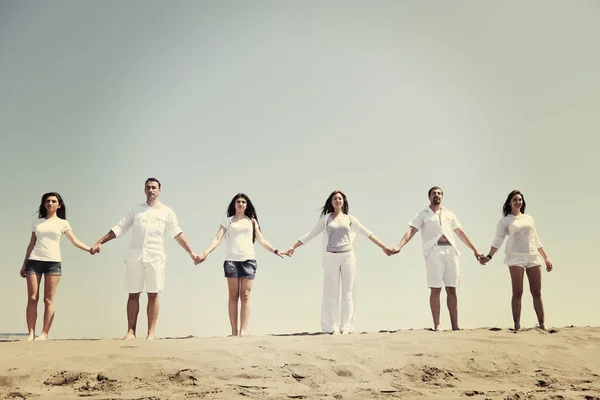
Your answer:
[321,251,357,333]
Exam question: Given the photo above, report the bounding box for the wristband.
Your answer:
[486,254,493,259]
[274,249,279,255]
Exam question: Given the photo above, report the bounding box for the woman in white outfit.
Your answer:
[286,190,393,334]
[198,193,285,336]
[19,192,93,340]
[480,190,553,330]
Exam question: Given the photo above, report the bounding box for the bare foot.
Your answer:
[452,326,461,331]
[434,325,442,332]
[26,333,35,341]
[538,325,547,331]
[123,331,136,340]
[146,332,155,340]
[341,331,349,335]
[34,333,48,341]
[332,330,340,335]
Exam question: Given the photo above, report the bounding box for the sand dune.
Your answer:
[1,326,599,399]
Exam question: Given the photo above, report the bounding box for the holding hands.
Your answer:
[90,243,102,255]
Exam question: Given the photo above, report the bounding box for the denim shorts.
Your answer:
[223,260,257,279]
[25,260,62,276]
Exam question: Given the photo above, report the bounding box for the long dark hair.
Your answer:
[320,190,349,217]
[227,193,259,242]
[38,192,67,219]
[502,190,526,216]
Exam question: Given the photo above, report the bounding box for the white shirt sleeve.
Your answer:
[350,215,373,239]
[166,209,183,238]
[111,209,134,238]
[408,212,423,230]
[220,217,231,231]
[491,217,508,249]
[449,212,462,230]
[531,216,543,249]
[62,220,72,233]
[299,216,327,245]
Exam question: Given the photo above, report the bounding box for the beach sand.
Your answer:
[1,326,599,399]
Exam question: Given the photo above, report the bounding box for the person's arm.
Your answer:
[64,230,92,252]
[174,233,199,263]
[91,209,133,254]
[286,216,326,256]
[392,226,419,254]
[367,234,394,255]
[20,233,36,278]
[481,219,507,264]
[351,216,393,255]
[164,210,198,262]
[532,218,552,271]
[454,227,484,261]
[199,225,227,263]
[91,230,116,254]
[253,219,284,258]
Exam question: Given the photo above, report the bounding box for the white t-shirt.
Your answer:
[221,217,256,261]
[29,217,72,262]
[491,214,543,257]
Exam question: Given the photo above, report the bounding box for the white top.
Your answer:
[221,216,256,261]
[299,213,373,264]
[409,206,462,257]
[326,214,353,252]
[491,214,543,260]
[29,217,72,262]
[111,201,182,263]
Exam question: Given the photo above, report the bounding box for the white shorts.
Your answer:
[504,253,543,269]
[425,245,459,288]
[124,261,165,293]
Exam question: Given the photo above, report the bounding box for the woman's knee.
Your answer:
[240,290,251,303]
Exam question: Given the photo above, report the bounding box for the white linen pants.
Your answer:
[321,251,357,333]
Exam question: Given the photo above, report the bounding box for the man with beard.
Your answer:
[391,186,483,331]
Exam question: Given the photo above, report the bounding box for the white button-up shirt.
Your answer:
[409,206,462,257]
[111,201,182,263]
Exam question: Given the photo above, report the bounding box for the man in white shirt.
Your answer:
[391,186,484,331]
[91,178,200,340]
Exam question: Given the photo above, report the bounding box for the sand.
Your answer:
[1,326,599,400]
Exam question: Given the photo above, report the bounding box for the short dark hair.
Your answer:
[145,177,161,189]
[428,186,443,197]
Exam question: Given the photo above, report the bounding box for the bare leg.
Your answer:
[509,266,525,330]
[227,278,240,336]
[35,274,61,340]
[445,287,459,330]
[124,293,140,340]
[25,274,42,341]
[526,266,545,330]
[429,288,442,331]
[146,292,159,340]
[239,278,254,336]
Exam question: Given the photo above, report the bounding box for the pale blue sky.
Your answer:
[1,0,598,338]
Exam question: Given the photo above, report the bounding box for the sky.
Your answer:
[0,0,598,339]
